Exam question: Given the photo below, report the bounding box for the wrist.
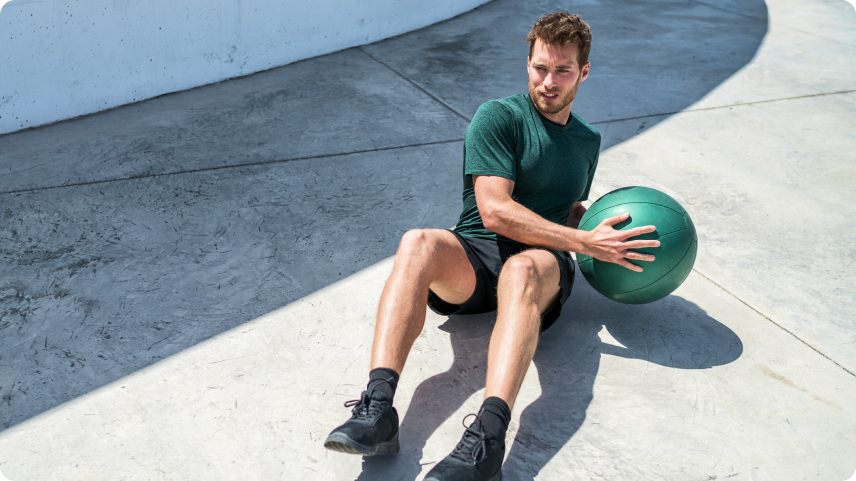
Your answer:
[566,226,591,255]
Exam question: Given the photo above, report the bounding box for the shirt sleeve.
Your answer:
[463,101,517,181]
[578,139,600,203]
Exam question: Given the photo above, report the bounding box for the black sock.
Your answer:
[477,397,511,441]
[366,367,399,402]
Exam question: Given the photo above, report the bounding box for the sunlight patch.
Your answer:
[597,326,627,349]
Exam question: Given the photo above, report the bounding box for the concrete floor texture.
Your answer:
[0,0,854,479]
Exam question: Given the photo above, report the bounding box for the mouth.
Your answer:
[540,91,559,101]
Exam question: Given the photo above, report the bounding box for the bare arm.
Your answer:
[474,175,660,272]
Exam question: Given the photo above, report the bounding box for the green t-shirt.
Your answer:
[454,93,601,246]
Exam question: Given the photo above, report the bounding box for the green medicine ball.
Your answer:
[576,186,697,304]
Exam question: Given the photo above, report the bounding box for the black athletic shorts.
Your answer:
[427,230,575,333]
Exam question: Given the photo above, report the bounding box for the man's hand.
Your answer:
[581,212,659,272]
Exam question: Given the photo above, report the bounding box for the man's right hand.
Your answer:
[581,212,659,272]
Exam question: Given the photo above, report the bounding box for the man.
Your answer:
[324,13,659,481]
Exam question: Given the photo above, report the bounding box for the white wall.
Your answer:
[0,0,489,135]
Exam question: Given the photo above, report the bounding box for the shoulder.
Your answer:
[570,112,601,141]
[476,94,532,120]
[468,95,528,137]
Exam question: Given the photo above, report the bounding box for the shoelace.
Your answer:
[449,414,489,466]
[343,375,397,421]
[343,391,384,421]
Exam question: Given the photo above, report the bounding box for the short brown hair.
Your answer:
[527,13,592,66]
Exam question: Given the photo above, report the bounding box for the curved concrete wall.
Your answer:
[0,0,489,135]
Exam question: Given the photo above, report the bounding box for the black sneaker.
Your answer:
[424,415,504,481]
[323,390,400,456]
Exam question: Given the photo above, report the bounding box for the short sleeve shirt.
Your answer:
[454,94,601,246]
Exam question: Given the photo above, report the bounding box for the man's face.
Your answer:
[527,38,590,123]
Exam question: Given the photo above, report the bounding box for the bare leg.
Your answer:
[370,229,477,374]
[484,250,561,410]
[324,230,476,457]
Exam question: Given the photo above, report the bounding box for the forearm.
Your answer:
[483,198,589,254]
[472,175,657,270]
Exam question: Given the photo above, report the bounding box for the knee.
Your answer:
[396,229,435,262]
[499,256,539,290]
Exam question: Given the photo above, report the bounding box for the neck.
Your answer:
[530,95,574,125]
[546,105,573,125]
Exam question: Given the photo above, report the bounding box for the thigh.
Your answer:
[497,249,562,314]
[415,229,477,306]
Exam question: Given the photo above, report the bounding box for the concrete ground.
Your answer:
[1,0,854,479]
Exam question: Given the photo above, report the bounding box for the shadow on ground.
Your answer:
[0,0,766,432]
[354,278,743,480]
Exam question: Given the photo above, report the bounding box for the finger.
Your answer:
[620,225,657,239]
[623,239,661,250]
[600,212,631,227]
[624,250,656,262]
[617,259,643,272]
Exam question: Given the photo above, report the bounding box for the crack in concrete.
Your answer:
[0,138,464,196]
[692,268,856,379]
[589,89,856,125]
[3,74,849,199]
[359,47,472,122]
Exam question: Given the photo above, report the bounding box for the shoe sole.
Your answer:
[424,471,501,481]
[323,431,400,456]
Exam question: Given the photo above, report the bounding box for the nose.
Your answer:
[543,71,556,88]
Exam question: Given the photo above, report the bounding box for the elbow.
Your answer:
[481,207,502,234]
[482,215,498,233]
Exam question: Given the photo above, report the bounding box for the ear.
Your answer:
[527,56,531,70]
[579,62,590,82]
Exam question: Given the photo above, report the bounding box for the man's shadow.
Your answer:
[354,276,743,481]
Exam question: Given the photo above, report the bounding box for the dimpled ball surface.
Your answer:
[576,186,697,304]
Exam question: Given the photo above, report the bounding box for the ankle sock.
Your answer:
[366,367,399,401]
[477,397,511,441]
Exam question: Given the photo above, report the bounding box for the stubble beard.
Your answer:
[528,75,581,116]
